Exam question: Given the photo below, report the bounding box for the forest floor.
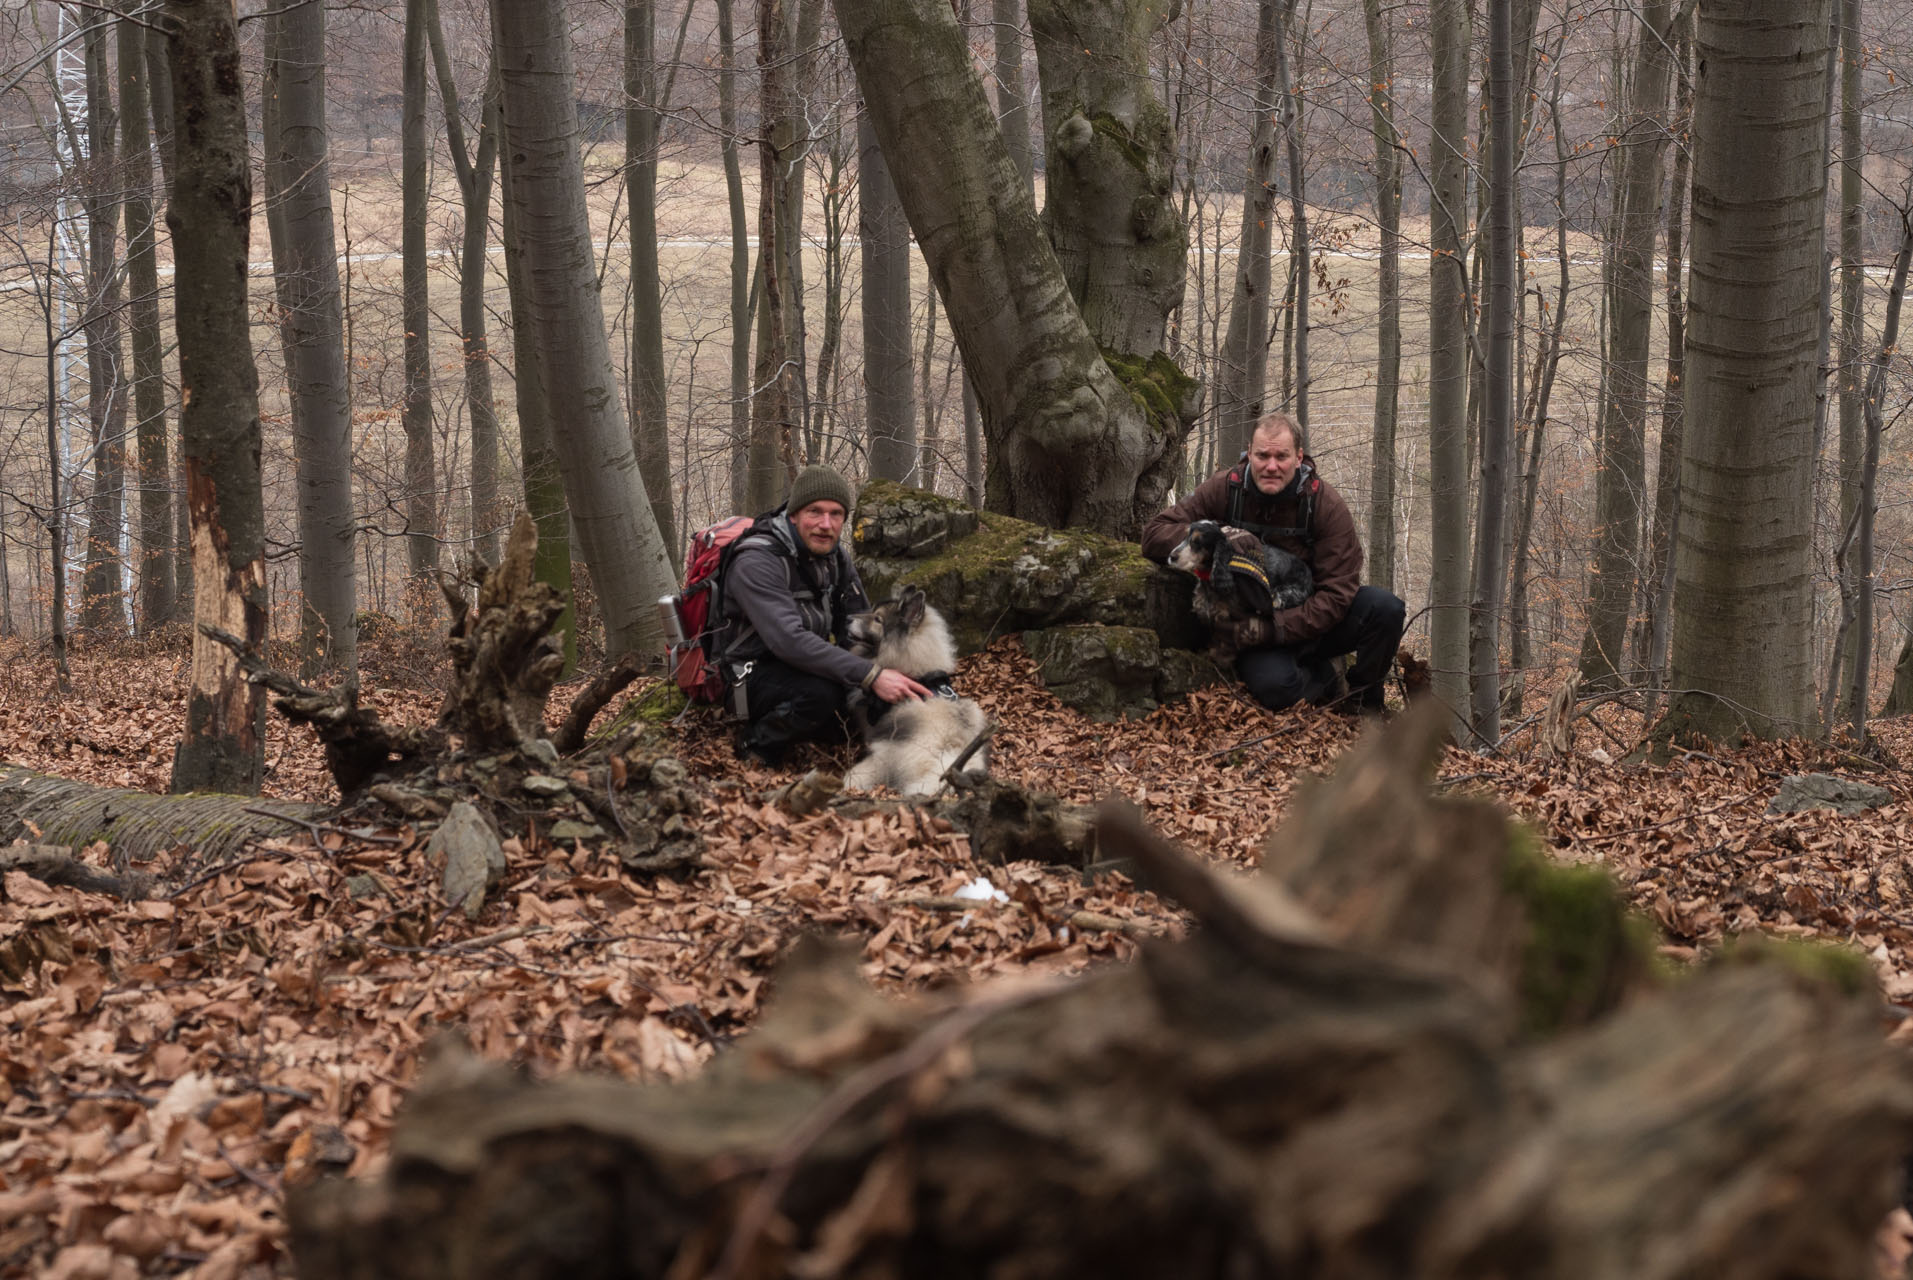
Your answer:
[4,628,1913,1277]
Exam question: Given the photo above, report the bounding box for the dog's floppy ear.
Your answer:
[899,586,927,627]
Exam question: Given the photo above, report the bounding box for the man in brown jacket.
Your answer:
[1141,411,1405,714]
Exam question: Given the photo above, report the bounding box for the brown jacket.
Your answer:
[1141,458,1363,646]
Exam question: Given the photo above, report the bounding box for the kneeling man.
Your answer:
[716,465,929,764]
[1142,411,1406,714]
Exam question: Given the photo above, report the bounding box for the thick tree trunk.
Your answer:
[80,20,126,639]
[627,0,678,569]
[264,0,359,677]
[146,24,194,618]
[1577,0,1675,690]
[1362,0,1402,595]
[120,5,174,634]
[1213,0,1291,462]
[747,0,798,512]
[490,0,675,659]
[1662,1,1831,746]
[835,0,1187,537]
[1426,0,1472,722]
[498,110,577,673]
[861,112,917,483]
[287,709,1913,1280]
[165,0,269,796]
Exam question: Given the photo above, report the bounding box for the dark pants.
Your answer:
[1235,585,1406,712]
[730,656,852,764]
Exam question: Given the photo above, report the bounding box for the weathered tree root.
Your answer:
[286,705,1913,1280]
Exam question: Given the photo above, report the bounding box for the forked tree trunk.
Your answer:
[835,0,1189,536]
[165,0,269,796]
[286,709,1913,1280]
[490,0,676,658]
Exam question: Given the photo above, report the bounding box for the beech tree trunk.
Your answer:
[835,0,1190,537]
[264,0,359,677]
[165,0,269,796]
[1213,0,1292,462]
[1426,0,1472,722]
[1662,1,1831,746]
[80,19,126,638]
[1577,0,1675,690]
[861,111,917,483]
[286,709,1913,1280]
[490,0,676,659]
[425,2,502,570]
[400,0,440,609]
[1362,0,1402,595]
[120,3,174,634]
[628,0,678,569]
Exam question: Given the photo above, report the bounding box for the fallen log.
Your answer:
[0,764,325,871]
[287,706,1913,1280]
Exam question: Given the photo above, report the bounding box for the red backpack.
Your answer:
[667,515,759,702]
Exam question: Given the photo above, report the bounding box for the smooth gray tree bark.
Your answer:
[1577,0,1676,690]
[401,0,440,602]
[144,23,191,616]
[119,5,172,634]
[860,111,917,482]
[490,0,675,658]
[993,0,1033,195]
[1213,0,1293,462]
[1662,0,1831,746]
[1834,0,1864,718]
[425,2,502,570]
[1426,0,1472,721]
[80,19,125,638]
[627,0,677,567]
[1362,0,1402,595]
[264,0,359,677]
[1467,0,1518,742]
[718,0,752,512]
[165,0,269,795]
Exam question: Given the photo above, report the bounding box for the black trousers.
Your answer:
[1235,585,1406,712]
[730,656,852,763]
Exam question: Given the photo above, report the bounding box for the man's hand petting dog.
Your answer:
[872,668,932,703]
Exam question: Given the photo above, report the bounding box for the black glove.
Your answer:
[1207,614,1273,659]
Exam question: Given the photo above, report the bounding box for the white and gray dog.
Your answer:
[843,586,989,797]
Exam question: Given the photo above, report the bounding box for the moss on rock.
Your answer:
[1503,831,1655,1038]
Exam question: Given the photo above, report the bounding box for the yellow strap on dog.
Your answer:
[1224,550,1270,592]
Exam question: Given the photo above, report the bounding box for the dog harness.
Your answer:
[861,671,962,726]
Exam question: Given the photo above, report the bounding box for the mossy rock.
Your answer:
[853,482,1198,656]
[1023,624,1224,722]
[1503,834,1656,1038]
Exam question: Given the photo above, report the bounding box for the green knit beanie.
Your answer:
[787,464,854,516]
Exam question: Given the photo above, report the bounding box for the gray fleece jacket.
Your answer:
[716,515,874,687]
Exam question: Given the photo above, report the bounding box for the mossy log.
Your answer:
[287,707,1913,1280]
[0,764,325,871]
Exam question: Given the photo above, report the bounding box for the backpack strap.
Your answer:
[1226,456,1318,547]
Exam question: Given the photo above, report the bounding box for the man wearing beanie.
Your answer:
[714,465,930,765]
